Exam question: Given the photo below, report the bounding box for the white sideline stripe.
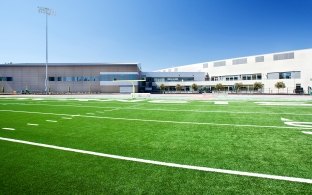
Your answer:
[27,123,38,126]
[46,120,57,123]
[302,131,312,135]
[1,128,15,131]
[1,102,312,116]
[0,109,305,130]
[0,137,311,184]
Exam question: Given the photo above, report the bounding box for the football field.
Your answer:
[0,97,311,194]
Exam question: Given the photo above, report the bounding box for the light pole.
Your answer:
[38,7,55,94]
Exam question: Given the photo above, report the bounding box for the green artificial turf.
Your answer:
[0,98,311,194]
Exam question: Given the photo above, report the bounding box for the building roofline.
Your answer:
[0,62,140,66]
[157,48,312,71]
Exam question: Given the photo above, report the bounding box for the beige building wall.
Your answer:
[0,64,140,93]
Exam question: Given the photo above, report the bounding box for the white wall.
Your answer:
[156,48,312,93]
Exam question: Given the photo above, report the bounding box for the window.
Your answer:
[257,74,262,80]
[100,74,138,81]
[255,56,264,62]
[279,72,291,79]
[273,52,294,61]
[48,77,55,81]
[232,58,247,65]
[291,71,301,79]
[214,61,226,67]
[57,77,62,81]
[212,76,219,81]
[0,77,13,81]
[203,63,208,68]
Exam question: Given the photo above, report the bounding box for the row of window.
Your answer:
[100,74,139,81]
[153,77,194,82]
[0,77,13,81]
[211,74,262,81]
[49,76,100,82]
[48,74,139,82]
[202,52,295,68]
[267,71,300,79]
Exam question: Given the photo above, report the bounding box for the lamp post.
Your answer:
[38,7,55,94]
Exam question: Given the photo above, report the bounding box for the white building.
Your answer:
[156,48,312,94]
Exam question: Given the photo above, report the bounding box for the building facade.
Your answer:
[140,72,205,93]
[1,49,311,94]
[156,49,312,94]
[0,63,141,93]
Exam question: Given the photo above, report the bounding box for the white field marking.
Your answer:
[281,117,292,122]
[76,99,89,101]
[255,102,312,107]
[95,99,114,102]
[302,131,312,135]
[86,113,95,115]
[214,101,228,105]
[117,99,144,102]
[1,102,312,116]
[148,100,188,104]
[1,128,15,131]
[284,122,312,129]
[281,118,312,129]
[27,123,39,126]
[62,117,72,120]
[0,109,305,130]
[32,98,44,101]
[46,120,57,123]
[0,137,311,184]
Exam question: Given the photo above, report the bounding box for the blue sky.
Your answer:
[1,0,312,71]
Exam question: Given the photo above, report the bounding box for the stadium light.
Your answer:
[38,6,55,94]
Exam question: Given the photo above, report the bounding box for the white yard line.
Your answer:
[62,117,72,120]
[27,123,39,126]
[0,109,305,130]
[0,136,311,184]
[1,102,311,116]
[46,120,57,123]
[1,128,15,131]
[302,131,312,135]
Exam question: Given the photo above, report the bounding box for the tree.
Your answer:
[191,83,198,92]
[234,82,243,93]
[175,84,182,92]
[159,84,165,93]
[215,83,223,92]
[275,81,286,93]
[253,82,264,92]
